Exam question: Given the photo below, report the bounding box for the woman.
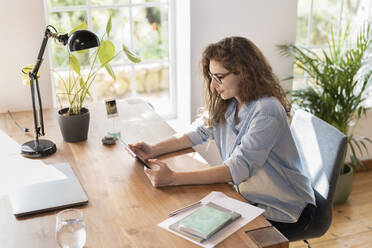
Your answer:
[129,36,316,238]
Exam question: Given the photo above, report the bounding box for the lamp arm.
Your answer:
[28,25,69,139]
[29,27,55,139]
[28,76,40,143]
[35,76,45,136]
[31,27,52,76]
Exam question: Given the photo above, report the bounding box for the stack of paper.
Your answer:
[158,191,264,248]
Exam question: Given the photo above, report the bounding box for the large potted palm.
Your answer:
[279,24,372,204]
[56,17,140,142]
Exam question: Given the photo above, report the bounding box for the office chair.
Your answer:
[288,109,348,246]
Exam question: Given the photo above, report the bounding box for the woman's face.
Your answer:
[209,60,240,102]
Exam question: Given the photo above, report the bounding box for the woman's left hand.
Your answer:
[144,159,176,187]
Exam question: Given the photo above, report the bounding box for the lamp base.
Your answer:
[21,139,57,158]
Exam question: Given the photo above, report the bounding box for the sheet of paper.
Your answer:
[158,191,265,248]
[0,131,67,196]
[0,130,21,157]
[0,155,67,196]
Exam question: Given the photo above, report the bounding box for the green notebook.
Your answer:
[169,202,241,242]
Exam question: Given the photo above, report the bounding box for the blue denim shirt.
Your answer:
[186,97,315,223]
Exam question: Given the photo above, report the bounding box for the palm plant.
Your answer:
[278,23,372,173]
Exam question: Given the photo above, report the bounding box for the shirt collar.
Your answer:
[224,98,253,126]
[237,102,249,120]
[224,99,237,120]
[225,99,242,127]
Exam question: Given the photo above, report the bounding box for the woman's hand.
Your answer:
[129,142,157,160]
[144,159,176,187]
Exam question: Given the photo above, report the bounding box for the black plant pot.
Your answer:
[58,107,90,143]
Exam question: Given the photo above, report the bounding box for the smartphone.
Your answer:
[118,137,151,169]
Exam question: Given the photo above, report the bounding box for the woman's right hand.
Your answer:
[129,142,157,160]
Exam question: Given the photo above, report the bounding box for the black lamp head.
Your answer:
[68,30,100,52]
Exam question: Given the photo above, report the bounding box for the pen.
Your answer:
[168,201,202,217]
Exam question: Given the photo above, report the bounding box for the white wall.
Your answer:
[0,0,52,113]
[189,0,298,120]
[349,112,372,161]
[181,0,298,164]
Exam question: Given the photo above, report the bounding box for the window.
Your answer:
[293,0,371,89]
[44,0,176,118]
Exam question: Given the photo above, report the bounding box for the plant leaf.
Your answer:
[69,21,88,36]
[98,40,115,65]
[351,137,363,155]
[69,54,81,75]
[359,139,368,154]
[354,155,366,171]
[79,77,85,90]
[363,137,372,144]
[350,155,357,172]
[122,44,141,63]
[105,64,116,81]
[106,16,112,38]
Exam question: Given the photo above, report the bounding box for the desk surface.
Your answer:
[0,99,288,248]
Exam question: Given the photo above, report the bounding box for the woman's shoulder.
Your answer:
[249,96,286,119]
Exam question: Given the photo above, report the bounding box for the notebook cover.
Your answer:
[169,202,241,242]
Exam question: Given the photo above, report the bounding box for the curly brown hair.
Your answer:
[201,36,291,126]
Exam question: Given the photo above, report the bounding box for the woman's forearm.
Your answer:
[171,164,232,185]
[152,134,194,157]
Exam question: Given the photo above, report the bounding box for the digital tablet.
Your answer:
[118,137,151,169]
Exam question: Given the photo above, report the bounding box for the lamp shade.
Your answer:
[68,30,100,52]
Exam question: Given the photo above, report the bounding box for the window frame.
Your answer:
[293,0,372,89]
[43,0,177,119]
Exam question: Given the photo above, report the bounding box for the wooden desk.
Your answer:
[0,99,288,248]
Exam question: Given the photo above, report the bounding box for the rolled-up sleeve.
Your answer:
[225,115,281,185]
[185,116,213,146]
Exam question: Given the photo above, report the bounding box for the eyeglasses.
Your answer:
[208,71,234,84]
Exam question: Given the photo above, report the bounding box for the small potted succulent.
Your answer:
[56,17,141,142]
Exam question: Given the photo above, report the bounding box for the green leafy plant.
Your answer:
[55,16,141,115]
[278,24,372,173]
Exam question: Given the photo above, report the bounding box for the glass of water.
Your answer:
[56,209,86,248]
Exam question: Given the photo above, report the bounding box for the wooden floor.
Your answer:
[290,170,372,248]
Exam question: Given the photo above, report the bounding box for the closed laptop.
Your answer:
[9,163,88,217]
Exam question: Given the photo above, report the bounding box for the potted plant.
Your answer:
[55,17,141,142]
[279,23,372,204]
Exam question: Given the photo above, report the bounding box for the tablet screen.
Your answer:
[118,137,151,169]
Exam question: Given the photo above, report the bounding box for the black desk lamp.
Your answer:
[21,25,100,158]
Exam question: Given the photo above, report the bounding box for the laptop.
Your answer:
[9,163,88,217]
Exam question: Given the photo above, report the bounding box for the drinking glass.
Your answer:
[56,209,86,248]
